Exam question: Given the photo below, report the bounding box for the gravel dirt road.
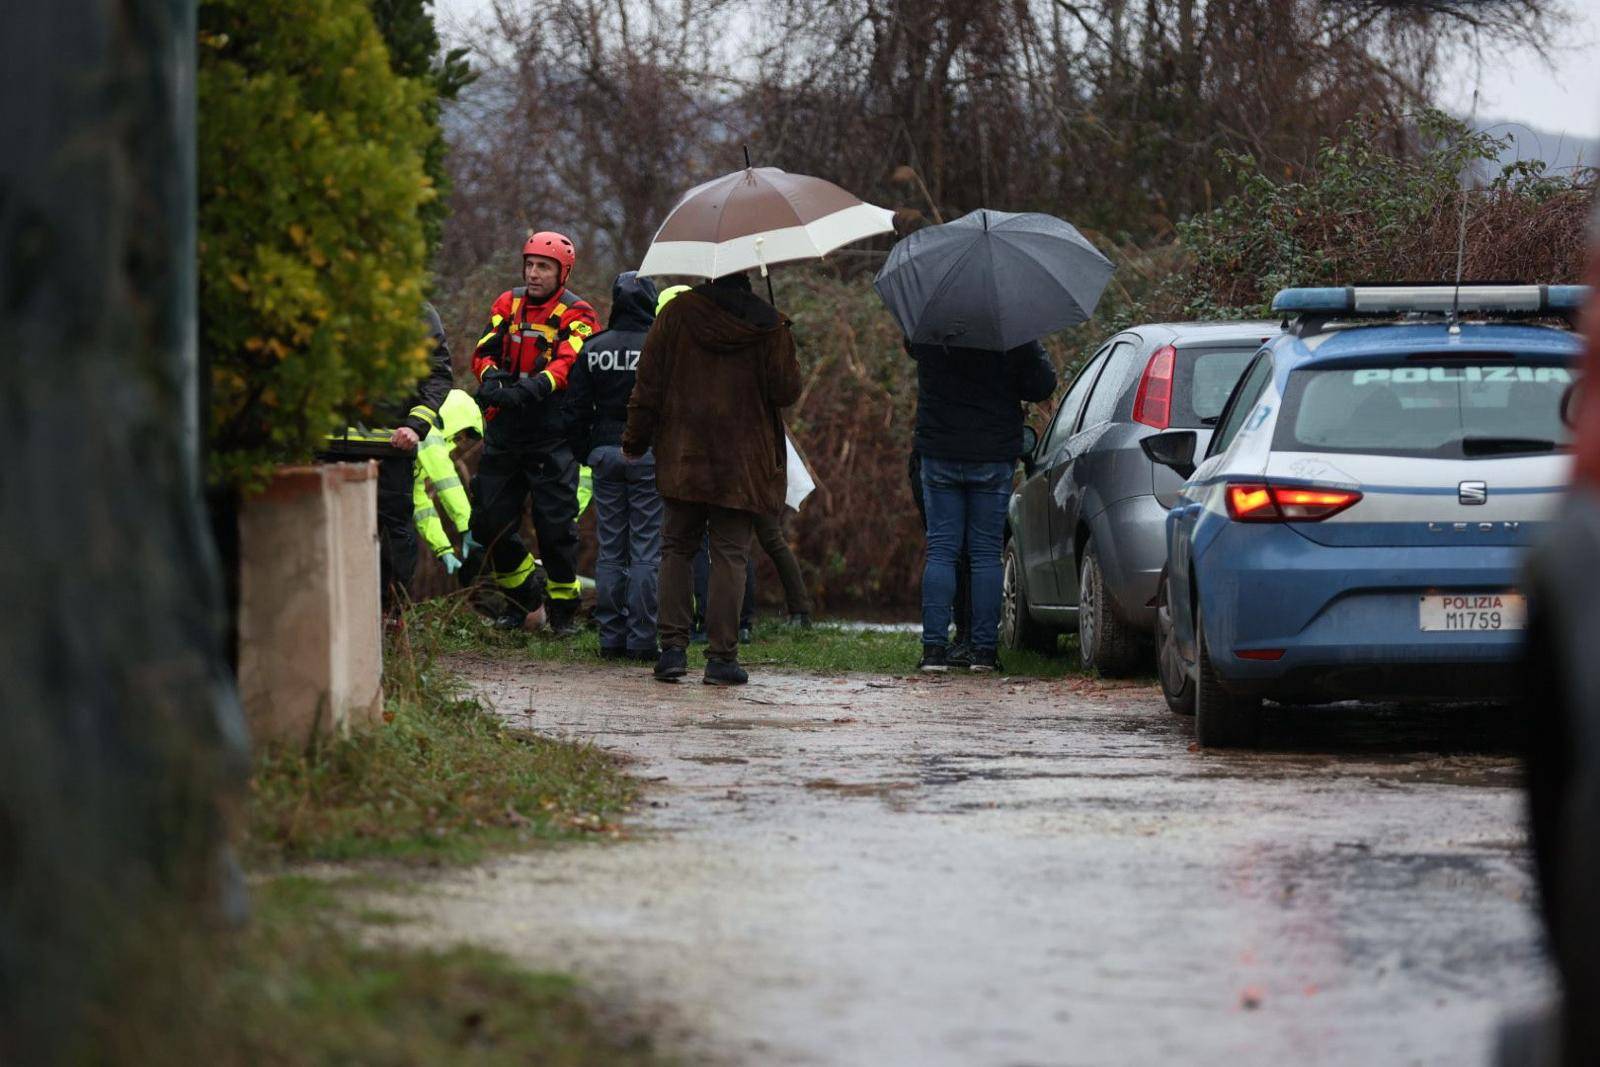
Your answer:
[387,654,1550,1066]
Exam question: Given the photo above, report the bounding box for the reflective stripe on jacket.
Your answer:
[413,430,471,558]
[472,286,600,445]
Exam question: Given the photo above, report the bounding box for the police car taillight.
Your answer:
[1226,483,1362,522]
[1132,344,1176,429]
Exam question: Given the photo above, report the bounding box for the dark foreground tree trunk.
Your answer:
[0,1,248,1060]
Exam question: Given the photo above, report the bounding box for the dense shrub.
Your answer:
[199,0,439,486]
[1177,109,1595,317]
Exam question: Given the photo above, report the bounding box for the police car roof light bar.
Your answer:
[1272,284,1590,333]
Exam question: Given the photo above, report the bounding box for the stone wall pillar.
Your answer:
[237,464,383,745]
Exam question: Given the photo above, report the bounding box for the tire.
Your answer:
[1156,574,1194,716]
[1077,540,1143,676]
[1001,540,1057,654]
[1194,609,1261,748]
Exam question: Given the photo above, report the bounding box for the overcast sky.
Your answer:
[434,0,1600,144]
[1440,4,1600,148]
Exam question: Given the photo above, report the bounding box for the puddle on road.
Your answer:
[803,777,918,799]
[693,717,849,732]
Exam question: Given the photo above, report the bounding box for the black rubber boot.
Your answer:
[546,598,580,637]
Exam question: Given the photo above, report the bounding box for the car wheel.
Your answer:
[1194,608,1260,748]
[1078,541,1143,676]
[1156,574,1194,716]
[1001,540,1057,654]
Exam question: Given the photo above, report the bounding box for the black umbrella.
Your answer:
[873,209,1115,350]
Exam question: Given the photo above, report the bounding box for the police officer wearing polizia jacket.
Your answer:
[470,231,601,636]
[566,271,663,661]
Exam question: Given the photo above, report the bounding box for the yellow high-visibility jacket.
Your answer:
[414,390,482,559]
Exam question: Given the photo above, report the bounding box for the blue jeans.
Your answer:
[588,446,663,651]
[921,457,1011,650]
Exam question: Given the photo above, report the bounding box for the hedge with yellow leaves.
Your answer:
[199,0,437,486]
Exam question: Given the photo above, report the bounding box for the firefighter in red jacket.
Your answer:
[471,231,600,635]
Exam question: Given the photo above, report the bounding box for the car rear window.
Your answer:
[1174,347,1258,426]
[1276,360,1576,459]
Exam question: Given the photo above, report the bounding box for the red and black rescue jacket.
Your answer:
[472,285,600,446]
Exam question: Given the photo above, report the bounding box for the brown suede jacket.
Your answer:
[623,286,802,514]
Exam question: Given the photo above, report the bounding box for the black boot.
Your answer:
[546,598,580,637]
[654,647,688,682]
[703,658,748,686]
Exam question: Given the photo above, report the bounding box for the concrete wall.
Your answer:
[237,464,383,746]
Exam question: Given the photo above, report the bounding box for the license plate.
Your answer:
[1418,593,1527,632]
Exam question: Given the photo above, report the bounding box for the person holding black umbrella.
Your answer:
[910,339,1056,671]
[874,209,1114,673]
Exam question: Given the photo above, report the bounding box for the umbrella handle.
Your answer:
[754,235,769,278]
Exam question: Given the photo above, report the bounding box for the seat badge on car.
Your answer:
[1459,481,1488,505]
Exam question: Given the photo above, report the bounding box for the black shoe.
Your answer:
[547,600,580,637]
[703,659,748,686]
[970,648,1000,673]
[919,644,949,673]
[492,611,527,632]
[598,647,627,661]
[654,647,688,681]
[738,626,753,644]
[787,613,812,629]
[626,647,658,662]
[946,639,974,669]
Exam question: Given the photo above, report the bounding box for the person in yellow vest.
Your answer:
[413,389,483,574]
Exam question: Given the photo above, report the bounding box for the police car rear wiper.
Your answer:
[1461,435,1558,456]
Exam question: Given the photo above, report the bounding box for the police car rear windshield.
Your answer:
[1275,359,1576,460]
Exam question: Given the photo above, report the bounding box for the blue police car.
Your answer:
[1141,284,1587,747]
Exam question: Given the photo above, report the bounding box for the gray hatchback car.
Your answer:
[1002,321,1280,672]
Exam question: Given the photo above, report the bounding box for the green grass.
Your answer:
[96,602,669,1066]
[84,875,672,1067]
[247,605,637,865]
[407,594,1093,679]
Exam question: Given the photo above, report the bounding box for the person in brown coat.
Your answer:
[623,272,802,685]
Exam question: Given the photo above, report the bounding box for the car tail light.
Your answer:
[1132,344,1176,429]
[1235,648,1285,661]
[1225,483,1362,522]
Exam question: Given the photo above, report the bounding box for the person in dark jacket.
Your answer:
[321,303,453,611]
[912,339,1056,672]
[567,271,662,661]
[623,272,802,686]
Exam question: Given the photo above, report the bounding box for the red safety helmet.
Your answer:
[522,231,576,286]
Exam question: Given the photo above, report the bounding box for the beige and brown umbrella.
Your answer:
[638,166,895,280]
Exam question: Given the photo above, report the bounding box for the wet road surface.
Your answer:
[393,657,1550,1066]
